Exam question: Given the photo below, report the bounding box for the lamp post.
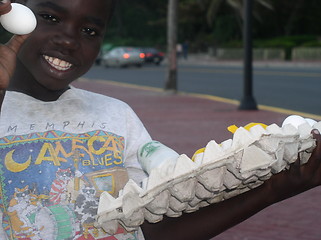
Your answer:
[165,0,178,91]
[239,0,258,110]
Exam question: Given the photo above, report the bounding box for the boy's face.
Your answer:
[16,0,113,91]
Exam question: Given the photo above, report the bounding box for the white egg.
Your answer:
[305,118,317,127]
[282,115,307,129]
[0,3,37,35]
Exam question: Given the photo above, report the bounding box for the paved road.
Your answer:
[84,61,321,117]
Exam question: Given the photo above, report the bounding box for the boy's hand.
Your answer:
[265,129,321,203]
[0,0,30,90]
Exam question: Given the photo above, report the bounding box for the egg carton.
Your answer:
[95,121,320,234]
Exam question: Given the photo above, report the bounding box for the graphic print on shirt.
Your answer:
[50,167,74,205]
[0,130,139,240]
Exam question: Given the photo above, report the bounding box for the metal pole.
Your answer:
[165,0,178,91]
[239,0,257,110]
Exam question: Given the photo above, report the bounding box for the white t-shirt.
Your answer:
[0,87,151,240]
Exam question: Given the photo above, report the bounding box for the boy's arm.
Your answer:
[141,130,321,240]
[142,181,272,240]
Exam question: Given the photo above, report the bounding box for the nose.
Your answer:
[51,27,80,53]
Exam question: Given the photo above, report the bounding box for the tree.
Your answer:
[104,0,167,47]
[199,0,273,26]
[208,0,273,43]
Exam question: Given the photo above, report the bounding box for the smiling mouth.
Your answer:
[43,55,73,71]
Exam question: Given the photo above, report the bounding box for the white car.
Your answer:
[101,47,145,68]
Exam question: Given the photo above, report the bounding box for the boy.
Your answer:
[0,0,321,240]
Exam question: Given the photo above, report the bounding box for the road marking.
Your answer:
[139,67,321,78]
[80,78,321,121]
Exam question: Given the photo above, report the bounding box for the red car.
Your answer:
[140,47,164,65]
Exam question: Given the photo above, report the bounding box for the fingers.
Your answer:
[299,129,321,185]
[311,129,321,152]
[312,129,321,143]
[310,129,321,160]
[5,34,29,54]
[0,34,28,91]
[0,0,11,15]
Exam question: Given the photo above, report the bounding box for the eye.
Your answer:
[39,13,59,23]
[82,27,98,37]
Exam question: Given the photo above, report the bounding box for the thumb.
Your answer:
[0,0,12,15]
[5,34,30,55]
[312,129,321,156]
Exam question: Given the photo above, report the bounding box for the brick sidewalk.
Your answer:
[73,78,321,240]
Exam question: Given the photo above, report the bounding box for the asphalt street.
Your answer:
[84,56,321,118]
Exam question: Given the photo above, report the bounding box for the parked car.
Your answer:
[140,47,164,65]
[95,44,114,66]
[101,47,145,68]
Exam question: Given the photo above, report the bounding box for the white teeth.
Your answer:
[43,55,72,71]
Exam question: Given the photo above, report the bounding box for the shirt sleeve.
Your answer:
[123,105,152,185]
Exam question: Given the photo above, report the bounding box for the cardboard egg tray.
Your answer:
[95,122,320,234]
